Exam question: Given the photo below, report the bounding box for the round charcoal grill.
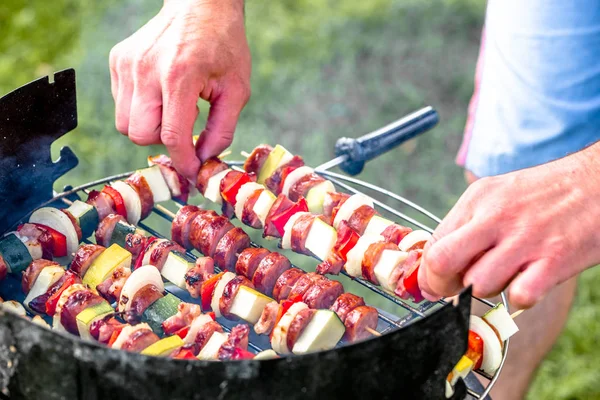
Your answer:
[0,70,509,400]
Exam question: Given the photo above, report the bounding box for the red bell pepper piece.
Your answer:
[173,347,197,360]
[270,295,304,340]
[31,223,67,258]
[466,330,484,370]
[208,311,216,321]
[271,198,309,237]
[107,327,124,347]
[222,173,253,205]
[134,236,156,270]
[231,347,256,360]
[200,272,224,311]
[45,271,79,316]
[403,264,424,303]
[334,224,360,262]
[278,166,299,193]
[175,326,190,339]
[102,185,128,220]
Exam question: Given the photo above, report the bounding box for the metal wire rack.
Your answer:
[37,160,511,400]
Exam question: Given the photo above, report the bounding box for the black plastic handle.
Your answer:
[334,106,439,175]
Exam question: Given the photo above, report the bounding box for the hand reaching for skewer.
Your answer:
[419,142,600,309]
[109,0,251,181]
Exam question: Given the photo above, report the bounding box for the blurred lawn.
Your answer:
[2,0,599,398]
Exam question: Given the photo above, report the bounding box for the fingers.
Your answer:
[161,86,202,180]
[128,80,163,146]
[195,85,250,161]
[508,258,558,309]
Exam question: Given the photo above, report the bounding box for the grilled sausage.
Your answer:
[96,265,131,304]
[60,290,105,335]
[125,233,147,261]
[330,293,365,323]
[272,268,305,302]
[18,223,53,259]
[87,190,116,221]
[286,308,316,351]
[148,240,185,271]
[218,324,250,360]
[128,284,164,318]
[288,272,326,300]
[288,173,326,202]
[235,247,270,279]
[197,216,234,258]
[382,224,412,245]
[323,192,350,218]
[22,259,62,294]
[196,157,228,194]
[243,144,273,175]
[316,252,345,275]
[263,194,294,238]
[302,279,344,309]
[171,205,202,249]
[162,303,202,335]
[254,301,280,335]
[126,173,154,219]
[121,329,160,353]
[219,275,254,320]
[241,189,264,229]
[194,321,224,355]
[394,250,423,301]
[148,154,190,202]
[265,155,304,194]
[344,305,378,342]
[62,209,82,242]
[185,257,215,298]
[95,214,126,247]
[290,214,315,256]
[252,252,291,296]
[347,205,378,236]
[362,241,400,285]
[213,228,250,272]
[188,211,219,252]
[28,270,79,314]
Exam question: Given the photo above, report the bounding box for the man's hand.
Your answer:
[419,143,600,309]
[109,0,251,180]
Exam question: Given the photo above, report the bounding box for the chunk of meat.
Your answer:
[95,214,126,247]
[286,308,316,351]
[125,173,154,219]
[148,154,190,202]
[323,192,350,218]
[241,189,263,229]
[302,279,344,309]
[196,157,228,194]
[288,173,326,202]
[272,268,305,302]
[184,257,215,298]
[252,252,291,296]
[221,324,250,357]
[162,302,202,335]
[87,191,116,221]
[61,210,82,242]
[124,233,147,261]
[347,205,377,236]
[219,275,254,320]
[330,293,365,323]
[197,216,234,257]
[316,252,345,275]
[265,155,304,194]
[235,247,270,280]
[188,211,218,254]
[243,144,273,175]
[390,249,422,295]
[193,321,224,355]
[120,328,160,353]
[361,241,400,285]
[60,290,105,335]
[22,259,61,294]
[221,201,236,219]
[96,265,131,304]
[171,205,202,249]
[18,223,53,259]
[128,284,164,319]
[93,317,125,344]
[288,272,326,300]
[290,214,315,256]
[148,240,185,271]
[263,194,294,238]
[254,301,280,335]
[381,224,413,245]
[344,305,378,342]
[213,228,250,272]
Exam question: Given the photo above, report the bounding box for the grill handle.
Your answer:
[334,106,439,175]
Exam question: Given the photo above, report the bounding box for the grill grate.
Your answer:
[47,163,510,400]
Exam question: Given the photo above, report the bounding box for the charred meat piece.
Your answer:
[185,257,215,298]
[243,144,273,175]
[18,223,53,259]
[128,284,164,320]
[323,192,351,218]
[288,173,326,202]
[196,216,234,258]
[148,154,190,202]
[287,272,326,300]
[330,293,365,323]
[254,301,280,335]
[121,328,160,353]
[235,247,270,280]
[219,275,254,319]
[362,241,400,285]
[213,228,250,272]
[60,290,105,335]
[193,321,224,355]
[171,205,202,249]
[148,240,185,271]
[95,214,126,247]
[70,245,105,277]
[22,259,61,294]
[96,265,132,304]
[61,210,82,242]
[344,305,378,342]
[286,308,316,351]
[126,173,154,219]
[263,194,294,238]
[265,155,304,194]
[162,302,202,335]
[302,279,344,309]
[382,224,413,245]
[290,213,315,256]
[196,157,229,194]
[241,189,264,228]
[252,252,291,296]
[218,324,250,360]
[272,268,305,302]
[316,252,345,275]
[93,317,126,344]
[87,191,116,221]
[188,211,219,253]
[347,205,378,236]
[125,233,147,261]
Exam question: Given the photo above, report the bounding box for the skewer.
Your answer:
[218,150,232,159]
[366,327,381,337]
[510,309,524,319]
[241,151,251,158]
[154,204,176,220]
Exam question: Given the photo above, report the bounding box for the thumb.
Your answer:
[196,86,249,161]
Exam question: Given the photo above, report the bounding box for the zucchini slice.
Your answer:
[257,144,293,184]
[142,293,181,336]
[364,215,394,236]
[83,244,132,292]
[306,180,336,215]
[0,233,33,274]
[161,251,194,289]
[373,250,408,291]
[483,303,519,341]
[305,217,337,261]
[23,265,65,313]
[204,169,231,204]
[67,200,99,239]
[229,286,274,325]
[76,301,114,341]
[141,335,185,357]
[137,165,171,203]
[110,220,136,248]
[292,309,344,355]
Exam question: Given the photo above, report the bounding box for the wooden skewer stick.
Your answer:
[218,149,232,159]
[510,309,524,319]
[241,151,251,158]
[154,204,176,220]
[366,327,381,337]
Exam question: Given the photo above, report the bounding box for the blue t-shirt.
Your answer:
[457,0,600,177]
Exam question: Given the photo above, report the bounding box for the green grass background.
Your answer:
[2,0,600,398]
